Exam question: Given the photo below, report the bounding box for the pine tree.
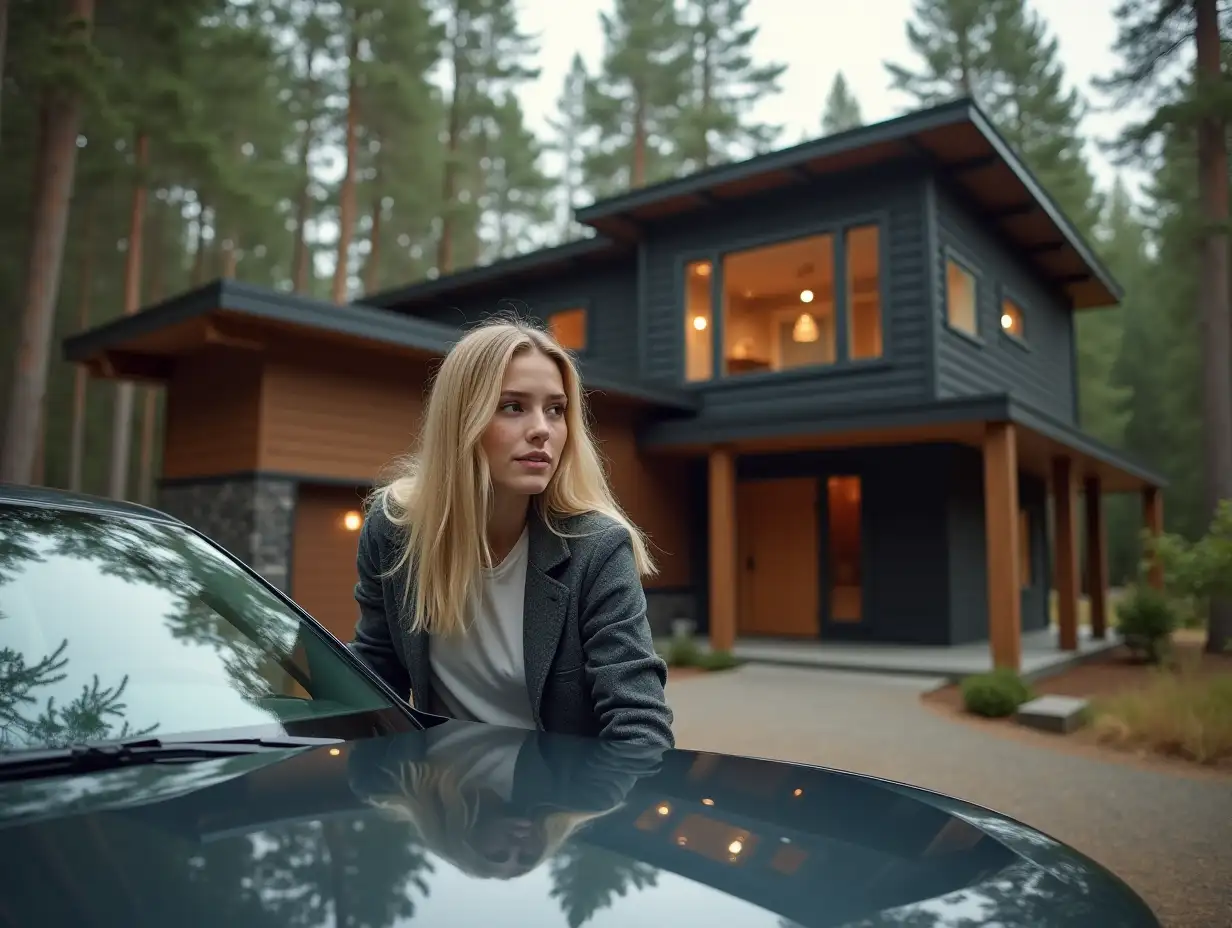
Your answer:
[1100,0,1232,653]
[674,0,786,172]
[550,53,590,242]
[885,0,998,105]
[582,0,691,195]
[821,71,862,135]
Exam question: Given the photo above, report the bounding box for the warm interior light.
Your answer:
[329,747,342,757]
[1000,312,1013,330]
[728,839,744,855]
[342,510,362,532]
[657,804,670,816]
[692,315,707,331]
[701,797,715,806]
[792,313,819,343]
[694,263,711,277]
[799,289,814,303]
[793,788,803,797]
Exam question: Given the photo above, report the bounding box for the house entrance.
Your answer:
[824,475,864,626]
[736,477,820,637]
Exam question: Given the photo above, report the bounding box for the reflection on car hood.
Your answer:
[0,719,1159,928]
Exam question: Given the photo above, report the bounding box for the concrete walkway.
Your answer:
[666,665,1232,928]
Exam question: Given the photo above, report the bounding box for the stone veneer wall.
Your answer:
[159,475,297,592]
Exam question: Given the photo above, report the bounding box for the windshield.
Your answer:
[0,503,402,752]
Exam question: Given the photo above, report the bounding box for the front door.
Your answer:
[737,477,820,637]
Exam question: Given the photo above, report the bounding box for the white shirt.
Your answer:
[428,527,537,729]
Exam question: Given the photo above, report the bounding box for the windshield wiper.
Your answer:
[0,734,343,783]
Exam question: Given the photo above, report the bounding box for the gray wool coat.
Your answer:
[348,503,675,749]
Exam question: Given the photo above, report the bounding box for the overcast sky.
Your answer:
[515,0,1152,203]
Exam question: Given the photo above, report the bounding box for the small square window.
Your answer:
[547,308,587,352]
[1000,299,1025,340]
[946,259,977,336]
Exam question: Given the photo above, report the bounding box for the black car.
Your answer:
[0,484,1160,927]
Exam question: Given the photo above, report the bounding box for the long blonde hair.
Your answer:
[371,315,655,637]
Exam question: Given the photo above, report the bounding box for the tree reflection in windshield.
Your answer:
[0,504,384,750]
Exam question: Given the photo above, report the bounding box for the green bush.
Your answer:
[960,669,1034,718]
[664,636,702,667]
[1116,584,1180,664]
[696,649,740,671]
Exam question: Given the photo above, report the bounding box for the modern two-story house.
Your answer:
[64,97,1165,673]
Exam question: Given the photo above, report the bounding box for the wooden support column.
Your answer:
[983,422,1022,671]
[708,447,738,653]
[1143,486,1164,589]
[1052,456,1079,652]
[1084,476,1108,639]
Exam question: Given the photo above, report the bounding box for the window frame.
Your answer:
[675,213,891,388]
[943,248,982,343]
[540,301,592,356]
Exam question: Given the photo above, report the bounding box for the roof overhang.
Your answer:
[575,98,1120,310]
[61,278,699,413]
[638,392,1164,493]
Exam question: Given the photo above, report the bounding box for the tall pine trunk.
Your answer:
[0,0,94,485]
[332,27,360,304]
[1194,0,1232,654]
[67,198,96,493]
[137,200,167,506]
[437,10,465,276]
[0,0,9,147]
[364,183,383,294]
[291,37,319,293]
[107,132,149,500]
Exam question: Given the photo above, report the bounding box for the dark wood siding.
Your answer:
[638,162,932,420]
[290,483,370,640]
[733,443,954,645]
[933,182,1079,424]
[947,445,1050,645]
[398,255,641,372]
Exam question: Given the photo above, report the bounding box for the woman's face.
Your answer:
[480,348,568,499]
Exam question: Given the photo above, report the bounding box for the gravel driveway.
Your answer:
[666,664,1232,928]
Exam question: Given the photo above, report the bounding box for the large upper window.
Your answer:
[683,226,884,381]
[946,258,978,336]
[721,233,836,377]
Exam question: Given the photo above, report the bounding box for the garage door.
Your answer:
[290,484,371,641]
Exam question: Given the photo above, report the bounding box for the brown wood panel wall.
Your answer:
[290,483,370,641]
[161,347,263,479]
[258,338,430,482]
[591,397,693,589]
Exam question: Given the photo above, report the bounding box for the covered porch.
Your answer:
[643,394,1166,674]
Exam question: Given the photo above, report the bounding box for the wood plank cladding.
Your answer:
[258,337,430,481]
[290,483,370,641]
[161,347,262,479]
[590,396,693,590]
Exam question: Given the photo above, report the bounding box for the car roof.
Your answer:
[0,482,184,526]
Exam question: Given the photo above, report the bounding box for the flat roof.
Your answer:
[576,97,1120,310]
[61,278,700,413]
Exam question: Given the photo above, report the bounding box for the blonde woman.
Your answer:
[349,723,663,880]
[349,316,674,748]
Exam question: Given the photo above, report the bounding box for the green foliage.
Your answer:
[960,668,1034,718]
[1114,583,1180,664]
[663,635,702,667]
[1145,499,1232,607]
[821,72,863,135]
[695,649,740,671]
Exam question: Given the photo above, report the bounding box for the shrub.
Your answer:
[1115,584,1180,664]
[663,636,702,668]
[960,669,1034,718]
[1093,671,1232,765]
[695,649,740,672]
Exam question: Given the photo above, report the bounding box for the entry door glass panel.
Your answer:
[827,476,863,623]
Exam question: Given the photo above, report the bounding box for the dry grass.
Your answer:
[1091,663,1232,767]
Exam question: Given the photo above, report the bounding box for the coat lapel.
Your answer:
[523,513,570,721]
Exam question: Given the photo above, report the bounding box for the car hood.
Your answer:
[0,719,1158,927]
